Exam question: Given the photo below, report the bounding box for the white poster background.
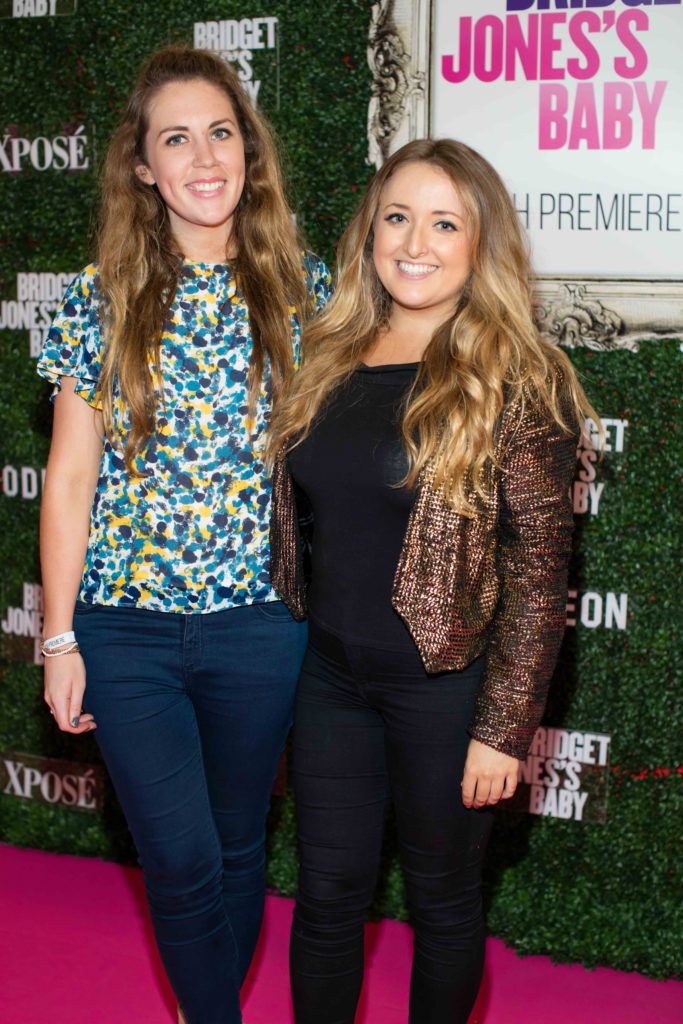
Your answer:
[431,1,683,277]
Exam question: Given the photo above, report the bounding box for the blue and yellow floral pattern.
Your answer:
[37,255,331,613]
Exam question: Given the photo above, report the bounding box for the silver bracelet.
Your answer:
[41,642,80,658]
[42,630,76,651]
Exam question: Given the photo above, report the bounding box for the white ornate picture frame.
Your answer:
[366,0,683,350]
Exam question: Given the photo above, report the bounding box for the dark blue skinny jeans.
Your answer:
[74,600,307,1024]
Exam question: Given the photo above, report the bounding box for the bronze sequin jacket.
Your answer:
[270,393,579,760]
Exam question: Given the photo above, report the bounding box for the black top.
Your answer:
[288,362,420,650]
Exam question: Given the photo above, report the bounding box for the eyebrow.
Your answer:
[157,117,236,137]
[384,202,464,219]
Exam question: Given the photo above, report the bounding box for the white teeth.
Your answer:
[188,181,224,192]
[397,261,437,276]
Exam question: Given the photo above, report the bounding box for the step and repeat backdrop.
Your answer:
[1,0,680,981]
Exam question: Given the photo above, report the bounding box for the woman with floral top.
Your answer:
[37,45,330,1024]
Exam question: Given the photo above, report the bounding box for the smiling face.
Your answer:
[135,77,246,259]
[372,161,472,327]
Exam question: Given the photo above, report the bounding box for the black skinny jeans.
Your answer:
[290,624,494,1024]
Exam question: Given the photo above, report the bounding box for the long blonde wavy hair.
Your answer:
[270,138,595,514]
[97,44,308,469]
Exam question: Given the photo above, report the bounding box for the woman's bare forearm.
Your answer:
[39,380,103,639]
[40,478,96,637]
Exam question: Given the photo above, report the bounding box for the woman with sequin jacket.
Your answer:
[37,46,330,1024]
[268,140,596,1024]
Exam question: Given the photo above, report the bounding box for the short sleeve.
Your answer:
[36,264,104,409]
[303,251,333,312]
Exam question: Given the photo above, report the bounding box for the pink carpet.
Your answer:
[1,844,680,1023]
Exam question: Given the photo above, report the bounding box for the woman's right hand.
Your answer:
[44,652,97,735]
[40,378,103,737]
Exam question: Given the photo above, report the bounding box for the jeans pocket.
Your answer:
[73,600,102,615]
[254,600,295,623]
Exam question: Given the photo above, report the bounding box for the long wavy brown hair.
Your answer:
[270,139,597,514]
[97,44,308,469]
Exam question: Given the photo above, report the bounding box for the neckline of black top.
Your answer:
[357,361,420,373]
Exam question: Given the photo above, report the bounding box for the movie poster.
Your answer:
[431,1,682,276]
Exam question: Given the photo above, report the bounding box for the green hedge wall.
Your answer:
[1,0,680,981]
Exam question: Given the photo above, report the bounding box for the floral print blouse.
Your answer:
[37,254,332,614]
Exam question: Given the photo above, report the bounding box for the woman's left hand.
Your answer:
[461,738,520,808]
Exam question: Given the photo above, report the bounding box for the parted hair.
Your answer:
[269,138,595,514]
[97,44,308,469]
